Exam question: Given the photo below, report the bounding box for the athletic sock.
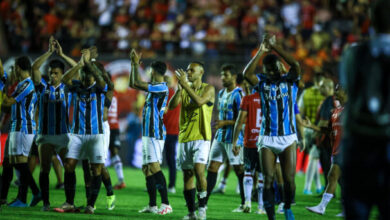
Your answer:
[39,171,50,205]
[263,187,275,220]
[64,171,76,205]
[0,164,13,200]
[206,171,218,205]
[111,155,124,183]
[88,175,102,207]
[184,188,196,212]
[20,163,40,195]
[82,160,91,200]
[146,175,157,207]
[102,175,114,196]
[154,171,169,205]
[243,172,253,203]
[237,172,245,205]
[218,177,227,190]
[258,173,264,208]
[198,190,207,208]
[14,164,28,203]
[318,193,333,209]
[283,182,294,209]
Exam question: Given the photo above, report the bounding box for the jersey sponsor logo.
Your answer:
[251,128,260,134]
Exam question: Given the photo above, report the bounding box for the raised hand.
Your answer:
[49,36,56,53]
[89,46,98,59]
[174,69,187,83]
[130,49,142,64]
[81,49,91,64]
[260,34,271,52]
[55,40,63,56]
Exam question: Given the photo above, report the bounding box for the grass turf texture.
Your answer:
[0,166,379,219]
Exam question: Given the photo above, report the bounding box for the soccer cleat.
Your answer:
[138,205,158,213]
[29,192,42,207]
[53,202,76,213]
[306,205,325,215]
[212,187,225,194]
[107,195,116,210]
[55,183,64,189]
[198,207,207,220]
[277,202,285,214]
[335,212,344,217]
[256,207,266,214]
[168,187,176,194]
[114,182,126,190]
[232,204,244,212]
[157,203,173,215]
[182,212,198,220]
[243,201,251,213]
[284,208,295,220]
[84,205,94,214]
[8,199,27,207]
[316,186,324,194]
[42,204,50,212]
[303,189,313,195]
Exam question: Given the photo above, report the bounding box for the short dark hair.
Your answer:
[191,61,205,70]
[49,59,65,73]
[221,64,238,75]
[371,0,390,33]
[263,54,280,66]
[15,56,31,72]
[151,61,167,76]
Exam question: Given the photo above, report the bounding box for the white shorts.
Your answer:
[35,134,70,152]
[258,134,298,155]
[8,132,35,157]
[209,140,243,165]
[67,134,105,164]
[103,121,110,159]
[309,145,320,158]
[177,140,210,170]
[142,136,164,165]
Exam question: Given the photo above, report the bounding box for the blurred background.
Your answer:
[0,0,371,166]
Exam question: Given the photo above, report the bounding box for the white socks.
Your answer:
[258,173,264,208]
[243,172,253,202]
[319,193,334,209]
[111,155,124,182]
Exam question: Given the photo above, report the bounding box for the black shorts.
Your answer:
[244,147,261,173]
[332,152,342,166]
[109,129,121,150]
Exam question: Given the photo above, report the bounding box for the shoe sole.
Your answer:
[305,207,324,215]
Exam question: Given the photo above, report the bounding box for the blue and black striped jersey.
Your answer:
[142,82,169,140]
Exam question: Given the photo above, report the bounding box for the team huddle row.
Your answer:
[0,34,345,220]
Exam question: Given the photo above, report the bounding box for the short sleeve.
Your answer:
[148,83,168,94]
[12,80,34,102]
[35,78,48,93]
[233,90,242,112]
[240,96,248,111]
[294,102,300,114]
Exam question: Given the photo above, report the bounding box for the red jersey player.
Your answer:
[232,90,265,214]
[306,85,347,217]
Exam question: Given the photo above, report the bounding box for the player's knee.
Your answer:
[233,165,244,174]
[91,164,103,176]
[207,161,220,173]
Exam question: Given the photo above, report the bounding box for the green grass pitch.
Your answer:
[0,166,378,219]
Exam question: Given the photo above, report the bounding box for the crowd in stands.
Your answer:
[1,0,371,79]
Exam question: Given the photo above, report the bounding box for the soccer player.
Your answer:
[169,62,215,220]
[244,34,301,220]
[340,1,390,218]
[306,85,346,216]
[128,49,172,215]
[206,64,246,212]
[0,56,41,207]
[55,49,107,214]
[31,37,76,211]
[232,84,265,214]
[299,73,325,195]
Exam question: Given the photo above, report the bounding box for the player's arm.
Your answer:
[2,96,16,106]
[62,54,85,86]
[55,40,77,67]
[83,50,106,89]
[268,35,301,78]
[168,86,182,109]
[175,69,215,107]
[32,36,55,84]
[243,35,270,86]
[129,49,148,91]
[232,110,247,147]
